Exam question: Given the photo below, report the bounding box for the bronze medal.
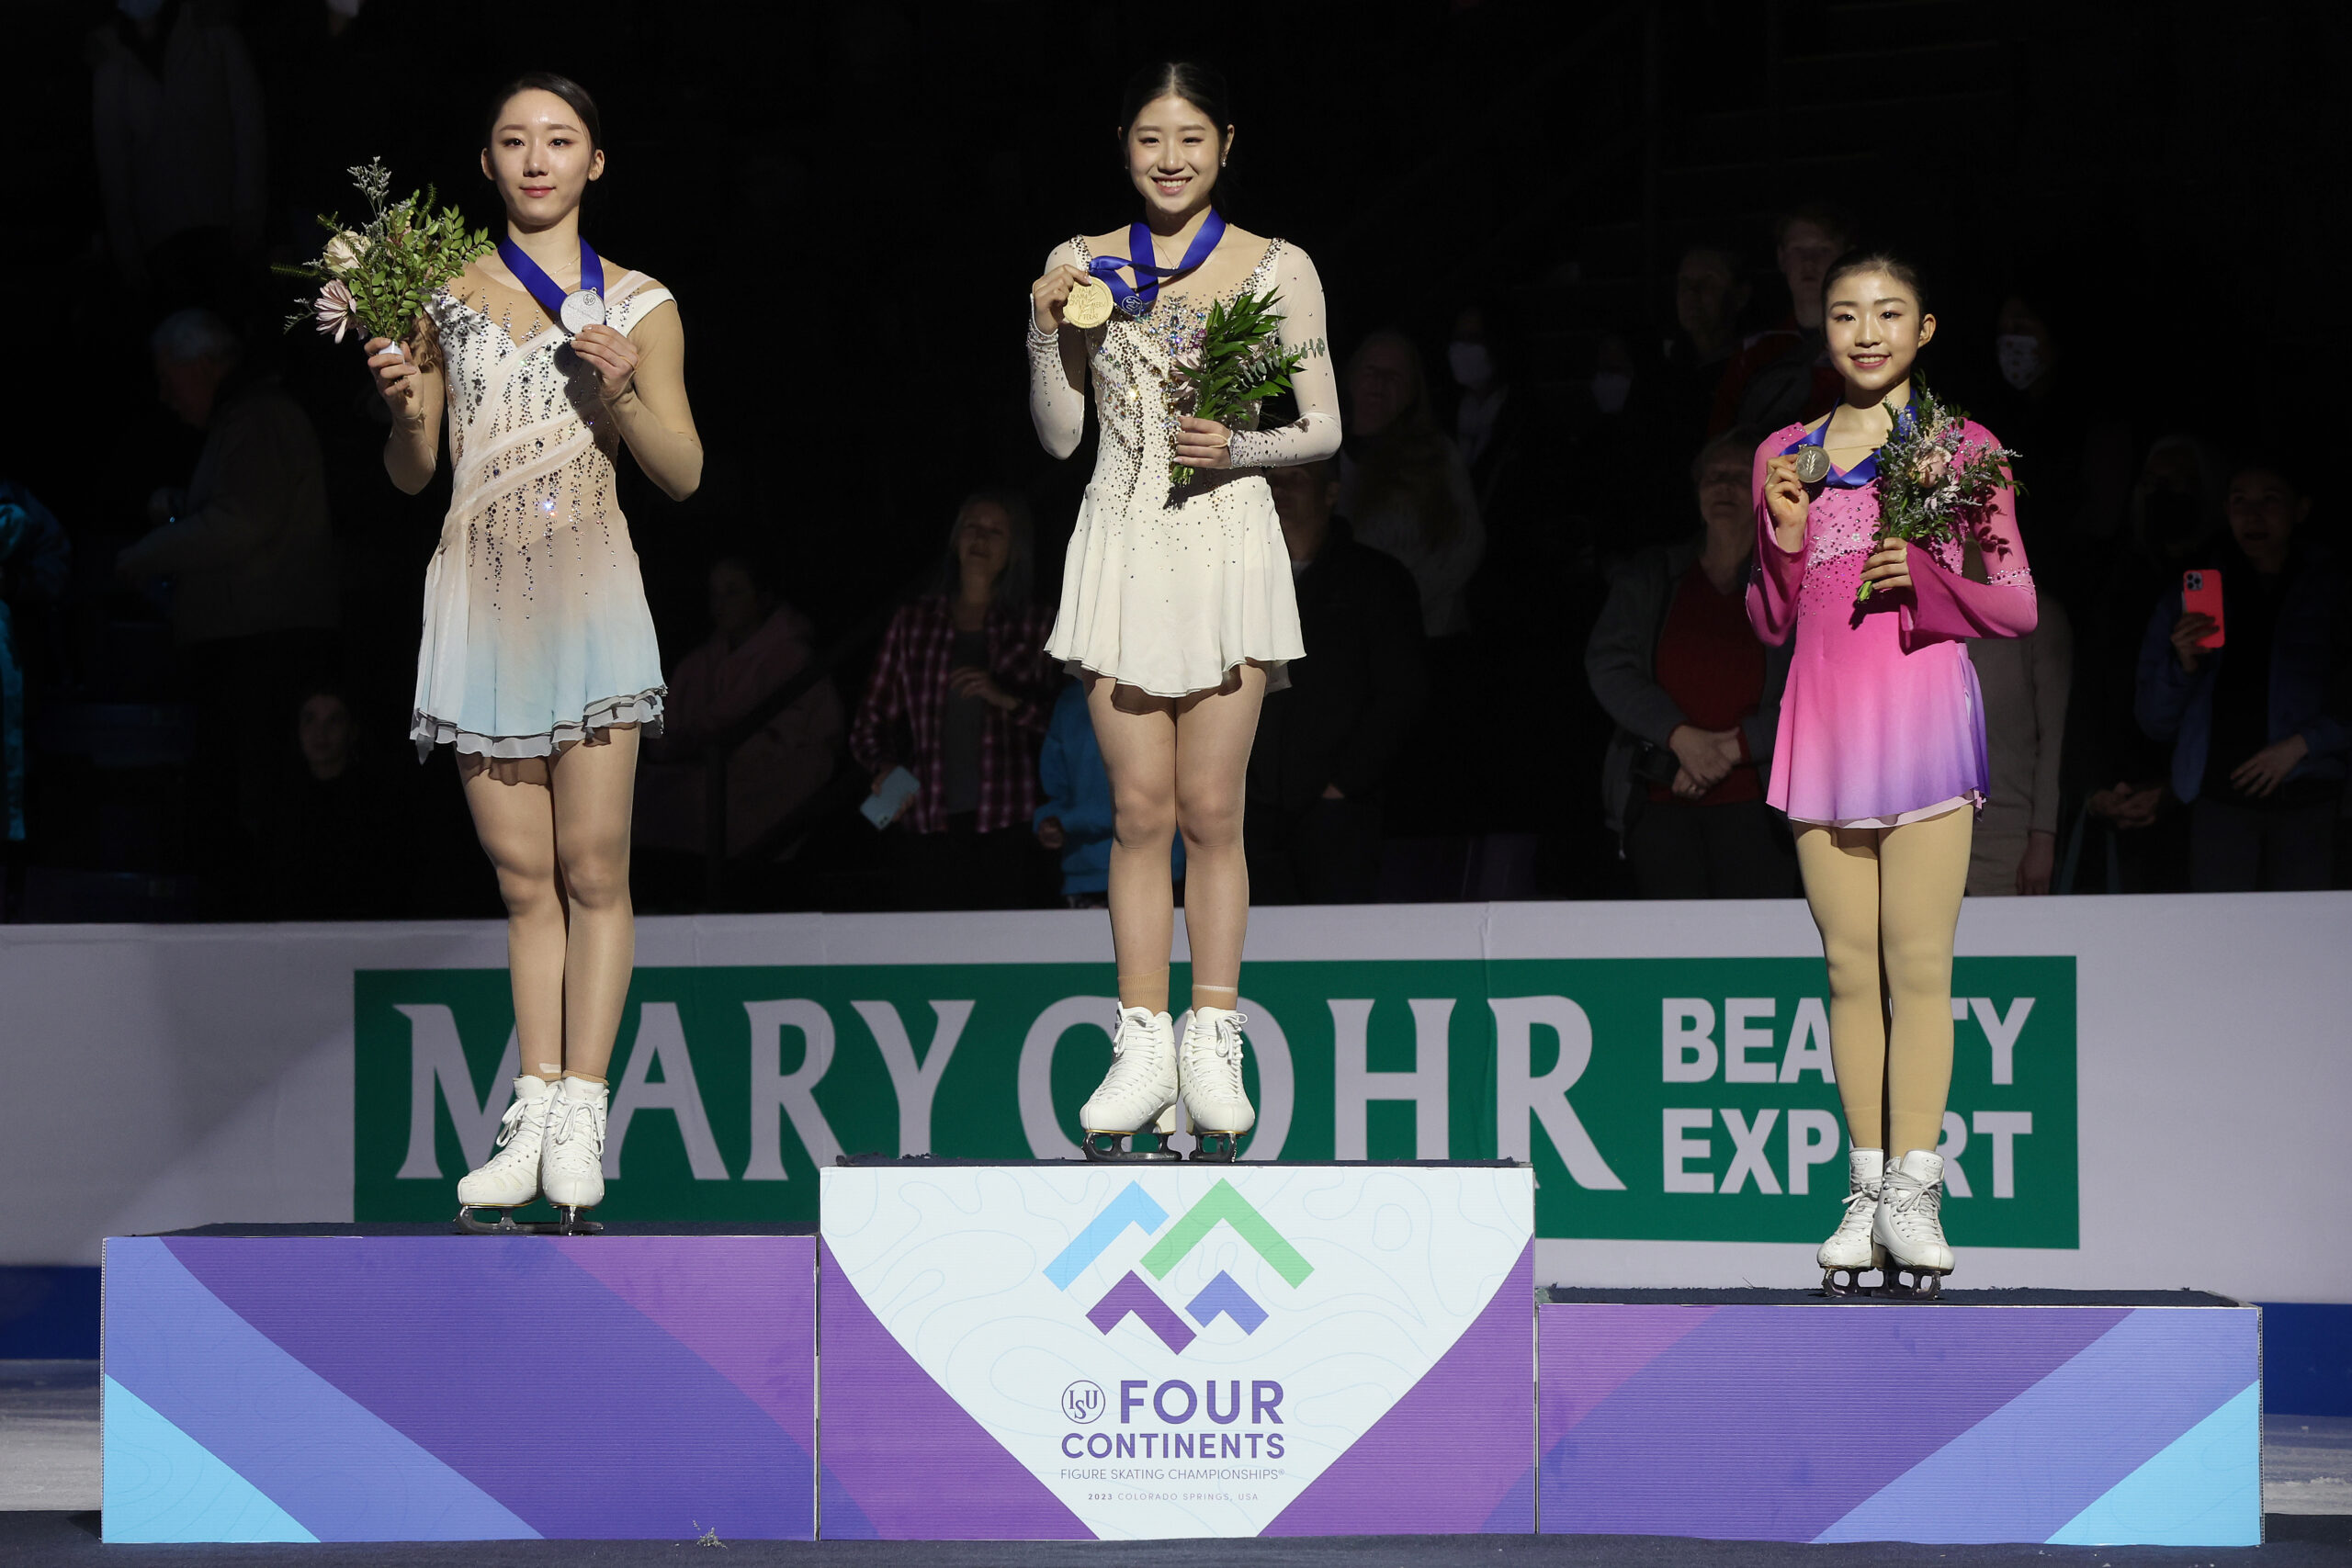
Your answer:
[1794,446,1831,485]
[1064,276,1114,330]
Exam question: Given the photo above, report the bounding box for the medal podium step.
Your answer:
[101,1226,816,1542]
[1539,1287,2262,1547]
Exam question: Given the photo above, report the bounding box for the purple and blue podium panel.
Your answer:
[1539,1294,2260,1547]
[819,1163,1535,1540]
[103,1231,816,1542]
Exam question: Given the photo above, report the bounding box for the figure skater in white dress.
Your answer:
[1028,62,1340,1160]
[367,73,702,1229]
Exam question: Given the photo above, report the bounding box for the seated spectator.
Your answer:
[118,309,337,914]
[1586,428,1794,899]
[636,554,842,861]
[266,685,414,919]
[1659,244,1749,448]
[1035,682,1182,909]
[1247,458,1429,904]
[0,482,70,846]
[2135,460,2347,891]
[1708,205,1853,437]
[1967,595,2071,896]
[849,490,1056,910]
[1340,330,1485,640]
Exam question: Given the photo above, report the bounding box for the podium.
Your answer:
[102,1227,816,1542]
[1539,1288,2261,1547]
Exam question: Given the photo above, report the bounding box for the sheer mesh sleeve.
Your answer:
[1900,419,2038,649]
[1028,240,1088,461]
[1226,243,1340,468]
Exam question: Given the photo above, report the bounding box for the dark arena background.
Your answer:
[0,1,2347,1563]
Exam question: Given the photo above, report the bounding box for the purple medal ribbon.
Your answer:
[1086,209,1227,317]
[1784,399,1919,488]
[497,235,604,334]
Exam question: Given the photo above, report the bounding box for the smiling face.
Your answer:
[481,88,605,227]
[1824,269,1935,400]
[955,502,1013,585]
[1123,92,1227,224]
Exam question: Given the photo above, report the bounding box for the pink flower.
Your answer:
[312,279,359,344]
[1912,446,1951,488]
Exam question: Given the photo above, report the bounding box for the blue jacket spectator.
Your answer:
[2135,462,2348,890]
[1033,682,1182,903]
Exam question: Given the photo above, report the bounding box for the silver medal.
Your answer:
[1794,446,1831,485]
[560,288,606,335]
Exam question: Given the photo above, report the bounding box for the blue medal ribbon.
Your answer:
[1784,397,1919,487]
[1086,210,1227,317]
[496,236,604,333]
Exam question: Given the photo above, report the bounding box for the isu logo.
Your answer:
[1060,1381,1106,1423]
[1043,1179,1314,1354]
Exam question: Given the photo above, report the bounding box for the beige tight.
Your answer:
[1085,665,1267,1017]
[1793,806,1973,1158]
[459,726,640,1083]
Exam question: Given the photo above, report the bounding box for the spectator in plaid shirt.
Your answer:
[851,490,1059,908]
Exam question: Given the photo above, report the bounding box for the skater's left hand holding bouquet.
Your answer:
[278,157,493,367]
[1857,538,1915,597]
[1173,415,1236,472]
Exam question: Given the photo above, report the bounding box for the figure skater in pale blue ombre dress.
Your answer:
[364,73,701,1233]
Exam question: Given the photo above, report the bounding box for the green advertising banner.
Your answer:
[356,956,2075,1246]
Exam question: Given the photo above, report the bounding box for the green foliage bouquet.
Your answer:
[277,160,493,349]
[1857,380,2022,602]
[1169,289,1306,487]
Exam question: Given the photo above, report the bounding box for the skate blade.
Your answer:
[1188,1130,1245,1162]
[1080,1130,1182,1163]
[551,1207,604,1235]
[454,1206,560,1235]
[1818,1266,1883,1298]
[1882,1266,1948,1301]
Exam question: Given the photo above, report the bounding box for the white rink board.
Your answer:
[2,895,2346,1304]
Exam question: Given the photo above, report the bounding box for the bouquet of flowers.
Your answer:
[1168,289,1306,487]
[276,159,493,350]
[1857,380,2021,602]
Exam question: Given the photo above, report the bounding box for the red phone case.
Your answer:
[2183,570,2225,649]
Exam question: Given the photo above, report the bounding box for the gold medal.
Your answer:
[1064,276,1114,330]
[1794,446,1831,485]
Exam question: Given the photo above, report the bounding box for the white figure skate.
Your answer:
[1179,1007,1255,1162]
[1816,1146,1885,1295]
[539,1076,609,1234]
[455,1075,559,1234]
[1079,1007,1182,1161]
[1876,1148,1953,1298]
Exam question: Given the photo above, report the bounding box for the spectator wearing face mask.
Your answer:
[1659,244,1749,448]
[1587,428,1793,898]
[1445,302,1524,525]
[2136,461,2348,892]
[1978,288,2133,605]
[1707,206,1854,438]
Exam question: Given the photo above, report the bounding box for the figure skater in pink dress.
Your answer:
[1747,252,2035,1296]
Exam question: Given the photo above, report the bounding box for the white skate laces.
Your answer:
[1875,1149,1953,1291]
[1180,1008,1255,1144]
[541,1077,608,1208]
[1095,1008,1172,1104]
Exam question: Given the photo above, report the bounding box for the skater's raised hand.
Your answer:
[1763,454,1809,550]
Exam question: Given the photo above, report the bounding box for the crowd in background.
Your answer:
[2,0,2342,921]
